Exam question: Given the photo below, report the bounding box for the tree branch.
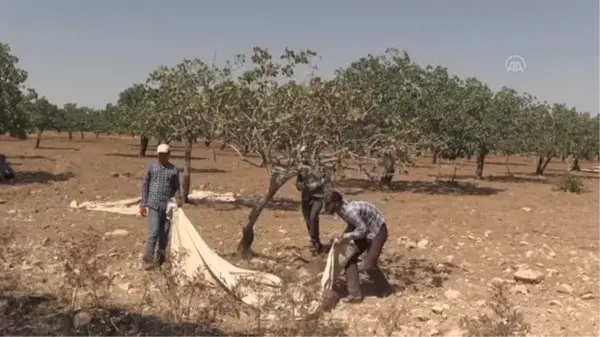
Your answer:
[228,144,263,167]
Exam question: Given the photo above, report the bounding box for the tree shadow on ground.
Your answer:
[6,155,50,160]
[37,146,80,151]
[190,196,300,212]
[177,167,228,174]
[484,160,528,167]
[105,153,206,160]
[4,171,75,186]
[0,293,240,336]
[325,257,456,311]
[336,178,504,196]
[480,172,597,184]
[545,169,599,180]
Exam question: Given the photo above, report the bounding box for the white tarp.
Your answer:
[69,191,350,318]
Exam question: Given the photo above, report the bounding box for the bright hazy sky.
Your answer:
[1,0,598,113]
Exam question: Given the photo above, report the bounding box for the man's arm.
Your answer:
[295,172,305,191]
[341,209,368,241]
[141,166,151,205]
[306,177,326,191]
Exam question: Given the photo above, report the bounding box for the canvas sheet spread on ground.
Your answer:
[68,193,352,319]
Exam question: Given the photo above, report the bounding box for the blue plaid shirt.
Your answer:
[141,162,183,211]
[338,200,386,241]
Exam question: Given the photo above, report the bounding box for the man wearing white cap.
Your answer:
[139,144,183,270]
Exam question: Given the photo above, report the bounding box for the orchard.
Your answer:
[2,42,598,254]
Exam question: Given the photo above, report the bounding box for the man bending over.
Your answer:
[323,190,394,303]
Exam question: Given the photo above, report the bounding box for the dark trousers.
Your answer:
[144,207,171,263]
[302,198,323,250]
[344,224,393,298]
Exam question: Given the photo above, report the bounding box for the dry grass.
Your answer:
[0,228,348,336]
[459,285,530,337]
[0,222,537,337]
[552,173,586,193]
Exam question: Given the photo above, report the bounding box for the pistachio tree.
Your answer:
[21,89,60,148]
[115,84,158,156]
[460,77,495,179]
[521,101,553,174]
[331,49,423,187]
[568,113,600,170]
[417,67,473,173]
[215,47,339,255]
[0,43,29,139]
[488,88,530,173]
[145,59,228,200]
[87,108,112,138]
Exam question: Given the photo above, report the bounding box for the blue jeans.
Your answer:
[144,207,171,263]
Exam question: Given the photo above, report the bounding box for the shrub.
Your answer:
[552,173,586,193]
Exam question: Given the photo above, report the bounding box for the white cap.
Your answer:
[157,144,170,154]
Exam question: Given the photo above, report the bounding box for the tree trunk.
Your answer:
[475,150,487,179]
[535,155,552,175]
[139,135,149,157]
[68,131,73,141]
[242,144,249,156]
[572,158,581,171]
[378,152,395,189]
[204,140,211,147]
[95,132,100,139]
[35,129,43,149]
[182,137,193,203]
[432,149,438,164]
[505,155,512,176]
[237,171,295,257]
[541,156,552,173]
[80,131,84,140]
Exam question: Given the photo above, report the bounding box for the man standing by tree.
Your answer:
[323,190,394,303]
[296,159,331,256]
[139,144,183,270]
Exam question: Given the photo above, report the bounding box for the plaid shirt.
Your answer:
[338,200,386,241]
[141,162,183,211]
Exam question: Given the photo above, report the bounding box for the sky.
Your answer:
[1,0,598,113]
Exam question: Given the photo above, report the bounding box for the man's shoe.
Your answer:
[310,242,324,256]
[143,261,157,271]
[339,295,364,304]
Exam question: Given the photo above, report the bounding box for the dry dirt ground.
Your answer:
[1,133,599,336]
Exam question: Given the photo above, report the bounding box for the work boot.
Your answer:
[310,241,324,256]
[142,256,157,271]
[339,295,364,304]
[143,261,157,271]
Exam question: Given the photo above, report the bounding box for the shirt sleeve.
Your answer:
[306,177,325,191]
[141,166,151,205]
[342,208,368,241]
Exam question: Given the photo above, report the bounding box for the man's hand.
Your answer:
[330,235,344,244]
[139,205,147,217]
